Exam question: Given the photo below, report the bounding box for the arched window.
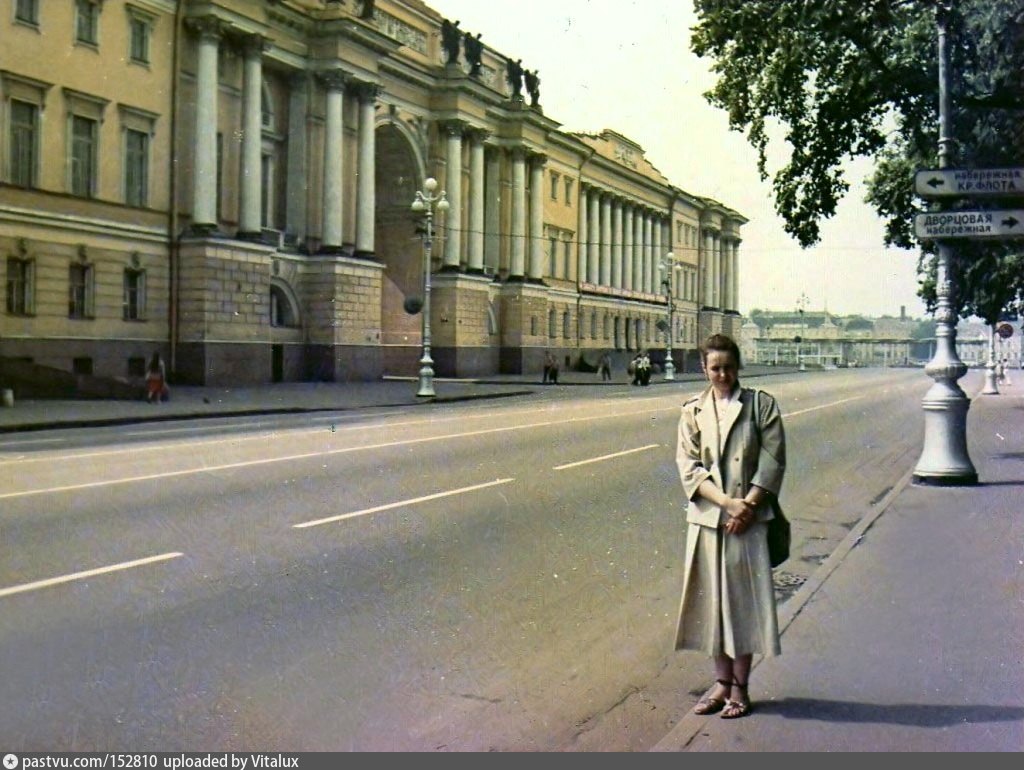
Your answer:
[562,311,570,339]
[270,283,298,328]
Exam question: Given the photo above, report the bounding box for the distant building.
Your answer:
[740,308,925,368]
[1,0,745,387]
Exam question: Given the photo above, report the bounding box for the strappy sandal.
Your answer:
[692,679,731,715]
[721,680,752,719]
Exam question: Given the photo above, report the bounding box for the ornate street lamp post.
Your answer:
[912,2,976,485]
[795,292,810,371]
[410,177,449,397]
[658,252,679,381]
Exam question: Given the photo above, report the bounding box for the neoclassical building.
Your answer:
[1,0,746,386]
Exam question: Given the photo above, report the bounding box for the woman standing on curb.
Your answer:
[673,333,786,719]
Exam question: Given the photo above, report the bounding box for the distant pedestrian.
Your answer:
[675,333,787,720]
[543,351,559,384]
[636,350,651,386]
[146,352,169,403]
[598,351,612,382]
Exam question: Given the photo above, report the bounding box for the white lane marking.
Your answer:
[553,443,662,471]
[293,478,515,529]
[2,399,678,466]
[784,395,865,418]
[0,552,183,600]
[0,437,66,448]
[2,393,869,499]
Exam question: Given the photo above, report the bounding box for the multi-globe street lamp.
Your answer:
[410,177,449,397]
[795,292,810,371]
[658,252,679,381]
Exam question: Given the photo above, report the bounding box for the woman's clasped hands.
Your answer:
[723,497,755,535]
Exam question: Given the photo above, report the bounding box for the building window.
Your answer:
[604,314,610,340]
[6,257,35,315]
[9,100,38,187]
[124,128,148,206]
[75,0,99,46]
[563,239,572,279]
[562,311,570,339]
[549,235,558,277]
[270,284,298,328]
[128,11,152,64]
[70,114,98,197]
[564,177,573,206]
[548,308,556,338]
[530,316,537,336]
[68,262,94,319]
[123,267,146,320]
[15,0,38,25]
[550,171,559,200]
[590,311,597,340]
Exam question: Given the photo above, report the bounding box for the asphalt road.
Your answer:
[0,368,938,750]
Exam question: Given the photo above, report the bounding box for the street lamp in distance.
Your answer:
[795,292,810,371]
[410,177,449,397]
[658,252,679,381]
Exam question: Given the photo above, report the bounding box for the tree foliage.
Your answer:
[691,0,1024,320]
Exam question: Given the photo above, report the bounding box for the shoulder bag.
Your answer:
[752,389,790,568]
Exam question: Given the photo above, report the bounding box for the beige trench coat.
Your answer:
[673,385,786,657]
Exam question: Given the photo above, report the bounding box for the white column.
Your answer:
[238,36,264,238]
[715,234,724,308]
[443,122,463,269]
[652,216,663,291]
[600,194,612,286]
[320,71,346,251]
[190,18,220,230]
[632,209,643,291]
[612,198,623,288]
[355,84,379,256]
[577,185,589,285]
[731,240,740,312]
[588,189,600,284]
[510,148,526,278]
[703,229,715,306]
[484,148,500,273]
[643,212,653,294]
[467,131,486,272]
[285,73,308,243]
[528,154,545,281]
[623,205,634,291]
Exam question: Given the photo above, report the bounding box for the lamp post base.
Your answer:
[982,361,999,394]
[664,354,675,381]
[912,381,977,486]
[416,357,435,398]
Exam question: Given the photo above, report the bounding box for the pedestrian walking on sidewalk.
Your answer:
[145,352,169,404]
[598,351,612,381]
[542,351,559,384]
[673,333,787,719]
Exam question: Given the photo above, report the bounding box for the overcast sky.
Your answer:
[428,0,931,320]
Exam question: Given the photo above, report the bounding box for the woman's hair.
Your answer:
[700,333,742,369]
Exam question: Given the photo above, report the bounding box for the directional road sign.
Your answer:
[914,209,1024,240]
[915,167,1024,197]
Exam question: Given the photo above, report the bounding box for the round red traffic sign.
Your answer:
[996,321,1014,339]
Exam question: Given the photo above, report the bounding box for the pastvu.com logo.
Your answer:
[4,754,19,769]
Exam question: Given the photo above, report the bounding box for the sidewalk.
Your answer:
[0,365,793,433]
[653,378,1024,752]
